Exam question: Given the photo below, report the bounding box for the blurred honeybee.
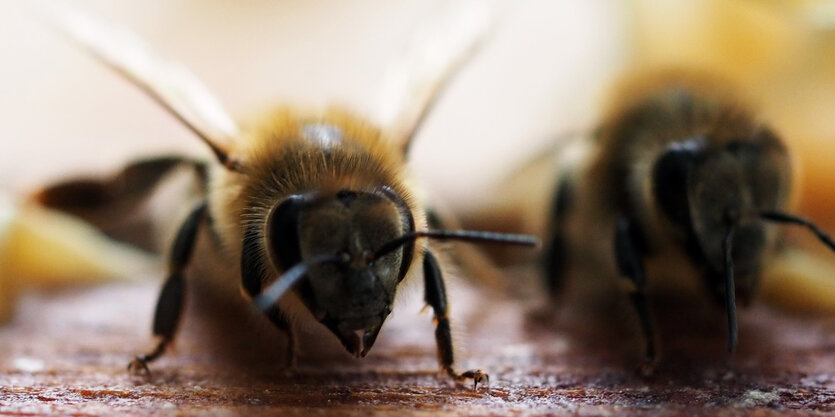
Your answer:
[476,70,835,369]
[33,2,537,388]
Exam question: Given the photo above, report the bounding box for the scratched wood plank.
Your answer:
[0,268,832,416]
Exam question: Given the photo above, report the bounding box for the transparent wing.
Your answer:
[376,1,493,155]
[39,2,239,165]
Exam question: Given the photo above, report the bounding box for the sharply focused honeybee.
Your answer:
[33,2,537,388]
[476,70,835,369]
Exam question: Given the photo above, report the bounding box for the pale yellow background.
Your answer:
[0,0,626,211]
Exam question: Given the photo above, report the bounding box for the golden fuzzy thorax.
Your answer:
[207,107,426,277]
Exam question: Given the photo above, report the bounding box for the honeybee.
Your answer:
[482,70,835,369]
[34,2,537,388]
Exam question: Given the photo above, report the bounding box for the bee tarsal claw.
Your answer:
[459,369,489,390]
[127,356,151,376]
[637,358,657,378]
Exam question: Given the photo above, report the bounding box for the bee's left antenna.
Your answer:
[373,229,539,261]
[253,254,348,311]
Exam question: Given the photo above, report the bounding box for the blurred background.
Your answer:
[0,0,622,209]
[1,0,834,221]
[0,3,833,413]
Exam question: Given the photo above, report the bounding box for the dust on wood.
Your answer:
[0,269,832,416]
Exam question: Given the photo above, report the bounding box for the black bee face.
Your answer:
[687,148,766,293]
[264,189,411,357]
[653,132,790,299]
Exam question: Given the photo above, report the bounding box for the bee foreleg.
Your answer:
[265,306,297,369]
[614,216,657,374]
[423,249,488,389]
[128,201,207,374]
[542,233,566,296]
[240,225,298,369]
[542,174,574,296]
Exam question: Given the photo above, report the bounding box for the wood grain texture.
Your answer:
[0,269,831,416]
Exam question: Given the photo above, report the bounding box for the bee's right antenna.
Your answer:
[760,211,835,253]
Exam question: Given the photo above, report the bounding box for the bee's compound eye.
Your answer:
[267,195,307,270]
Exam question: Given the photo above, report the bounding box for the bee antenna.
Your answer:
[253,253,347,311]
[373,229,539,261]
[760,211,835,254]
[722,223,738,353]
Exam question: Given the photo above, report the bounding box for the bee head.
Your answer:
[242,186,537,358]
[648,126,835,352]
[260,187,414,357]
[652,130,790,300]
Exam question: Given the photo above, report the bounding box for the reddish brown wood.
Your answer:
[0,271,831,416]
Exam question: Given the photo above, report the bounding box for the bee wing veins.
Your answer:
[36,0,240,164]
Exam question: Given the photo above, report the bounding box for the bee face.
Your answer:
[653,130,790,298]
[688,147,766,293]
[265,188,410,353]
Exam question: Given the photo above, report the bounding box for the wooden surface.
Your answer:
[1,2,834,415]
[0,269,832,416]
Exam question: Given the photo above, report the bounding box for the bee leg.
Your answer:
[33,156,207,251]
[34,156,207,223]
[240,224,298,369]
[614,216,657,374]
[542,233,566,295]
[542,174,574,296]
[127,201,207,374]
[423,249,489,389]
[265,307,297,369]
